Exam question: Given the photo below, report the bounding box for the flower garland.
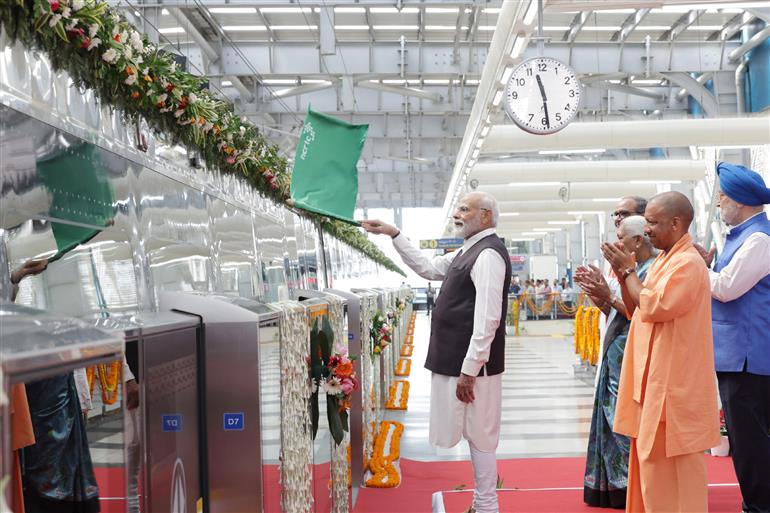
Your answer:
[358,294,378,467]
[385,380,409,410]
[365,421,404,488]
[0,0,406,276]
[369,311,391,357]
[276,301,313,513]
[85,360,121,405]
[574,306,600,365]
[394,358,411,377]
[400,344,413,357]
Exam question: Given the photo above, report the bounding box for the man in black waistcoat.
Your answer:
[362,191,511,513]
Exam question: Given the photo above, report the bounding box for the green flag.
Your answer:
[290,107,368,224]
[36,142,114,262]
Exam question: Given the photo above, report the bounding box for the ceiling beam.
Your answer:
[563,11,593,44]
[611,8,651,43]
[659,9,706,42]
[356,81,441,102]
[586,81,667,100]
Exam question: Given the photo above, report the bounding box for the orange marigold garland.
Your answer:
[385,380,409,410]
[394,358,411,377]
[400,345,413,357]
[86,360,122,405]
[365,421,404,488]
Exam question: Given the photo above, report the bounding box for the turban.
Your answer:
[717,162,770,206]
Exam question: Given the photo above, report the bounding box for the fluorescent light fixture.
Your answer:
[159,27,185,34]
[271,25,318,30]
[260,7,313,13]
[426,7,459,13]
[596,8,636,13]
[465,79,480,85]
[471,149,480,159]
[630,180,683,184]
[475,138,485,149]
[687,26,727,31]
[302,79,331,84]
[425,25,457,30]
[221,80,233,87]
[636,26,672,30]
[592,198,621,202]
[631,79,664,85]
[492,90,504,106]
[335,25,370,30]
[567,211,606,215]
[509,238,536,242]
[373,25,420,30]
[222,25,267,31]
[467,159,477,167]
[134,10,140,17]
[478,26,496,31]
[500,66,514,86]
[161,8,169,15]
[510,37,527,59]
[543,26,571,31]
[523,1,538,25]
[480,125,491,138]
[423,79,451,84]
[508,181,561,187]
[500,213,520,217]
[370,7,419,13]
[335,7,366,13]
[521,232,548,236]
[538,148,606,155]
[548,220,581,225]
[533,228,562,232]
[209,7,257,14]
[482,7,502,13]
[262,79,297,85]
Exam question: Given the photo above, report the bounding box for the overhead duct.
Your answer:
[167,8,219,63]
[471,159,707,186]
[728,25,770,63]
[481,182,658,202]
[483,116,770,154]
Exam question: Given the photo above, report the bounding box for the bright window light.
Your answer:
[222,25,267,31]
[209,7,257,14]
[159,27,185,34]
[373,25,420,30]
[260,7,313,13]
[426,7,459,13]
[538,149,606,155]
[221,80,233,86]
[370,7,419,13]
[335,25,370,30]
[548,220,581,225]
[270,25,319,30]
[335,7,366,13]
[492,90,504,106]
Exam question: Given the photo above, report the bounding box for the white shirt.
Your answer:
[709,212,770,302]
[393,227,507,376]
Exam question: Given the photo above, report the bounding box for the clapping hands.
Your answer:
[574,265,611,306]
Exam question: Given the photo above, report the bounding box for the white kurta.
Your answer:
[393,228,506,452]
[709,213,770,301]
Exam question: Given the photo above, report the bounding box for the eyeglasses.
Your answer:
[611,210,632,219]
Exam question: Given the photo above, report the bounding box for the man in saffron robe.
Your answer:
[602,191,720,513]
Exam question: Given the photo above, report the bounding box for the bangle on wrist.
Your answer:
[620,267,636,280]
[391,230,400,239]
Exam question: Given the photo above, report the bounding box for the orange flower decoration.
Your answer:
[130,91,140,99]
[335,360,353,378]
[125,66,135,75]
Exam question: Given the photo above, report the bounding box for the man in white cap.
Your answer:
[696,162,770,513]
[361,191,510,513]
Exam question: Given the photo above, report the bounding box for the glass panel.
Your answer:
[256,217,288,302]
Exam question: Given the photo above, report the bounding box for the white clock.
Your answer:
[503,57,581,135]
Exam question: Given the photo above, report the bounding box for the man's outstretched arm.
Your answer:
[361,220,453,280]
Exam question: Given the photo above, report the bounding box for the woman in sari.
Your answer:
[575,216,656,509]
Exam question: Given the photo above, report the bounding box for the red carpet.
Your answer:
[353,456,740,513]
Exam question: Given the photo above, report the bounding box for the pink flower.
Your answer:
[226,156,236,165]
[340,378,355,395]
[49,1,60,11]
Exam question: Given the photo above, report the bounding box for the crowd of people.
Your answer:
[362,161,770,513]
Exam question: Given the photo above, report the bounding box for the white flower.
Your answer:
[111,13,120,24]
[323,377,342,395]
[170,61,177,72]
[159,107,173,113]
[187,92,197,103]
[123,46,133,60]
[174,109,185,118]
[65,20,77,31]
[135,55,143,65]
[120,31,128,43]
[89,23,99,38]
[157,93,168,103]
[48,14,62,27]
[239,126,246,134]
[112,25,120,36]
[60,6,71,18]
[101,48,118,63]
[124,74,137,86]
[87,37,101,51]
[129,31,144,53]
[71,0,84,11]
[203,122,214,132]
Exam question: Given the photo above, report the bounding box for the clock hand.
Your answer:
[536,75,550,129]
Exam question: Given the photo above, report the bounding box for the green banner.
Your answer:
[290,107,368,224]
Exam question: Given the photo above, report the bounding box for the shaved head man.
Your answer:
[601,192,719,512]
[361,191,510,513]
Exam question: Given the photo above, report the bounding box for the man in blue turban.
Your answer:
[696,161,770,513]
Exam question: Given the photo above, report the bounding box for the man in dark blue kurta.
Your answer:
[697,162,770,513]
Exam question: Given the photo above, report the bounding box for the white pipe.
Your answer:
[728,25,770,63]
[472,159,707,185]
[356,81,440,102]
[167,8,219,63]
[735,60,751,164]
[483,116,770,154]
[225,75,254,103]
[481,182,658,202]
[675,72,713,102]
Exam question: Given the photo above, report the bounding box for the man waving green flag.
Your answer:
[290,107,368,224]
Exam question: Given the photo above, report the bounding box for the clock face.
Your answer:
[503,57,581,135]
